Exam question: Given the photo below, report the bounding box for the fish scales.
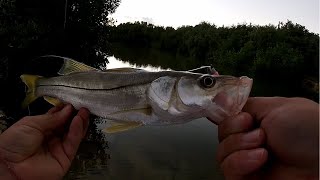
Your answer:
[37,82,152,120]
[37,71,197,90]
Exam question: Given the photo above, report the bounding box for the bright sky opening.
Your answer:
[111,0,319,33]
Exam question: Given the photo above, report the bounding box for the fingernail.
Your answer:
[248,148,265,160]
[243,129,261,142]
[61,104,72,112]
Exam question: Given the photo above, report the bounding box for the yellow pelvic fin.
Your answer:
[44,96,63,106]
[103,121,143,134]
[20,74,42,108]
[57,57,99,75]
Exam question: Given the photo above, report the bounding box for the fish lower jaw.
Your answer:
[205,106,229,125]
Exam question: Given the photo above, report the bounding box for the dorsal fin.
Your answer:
[58,57,99,75]
[37,55,99,75]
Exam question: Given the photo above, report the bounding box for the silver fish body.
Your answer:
[34,70,252,125]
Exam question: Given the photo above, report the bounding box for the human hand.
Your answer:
[0,104,90,180]
[216,97,319,180]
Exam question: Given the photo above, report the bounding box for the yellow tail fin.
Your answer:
[20,74,42,108]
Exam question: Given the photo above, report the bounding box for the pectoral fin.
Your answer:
[102,108,153,133]
[103,121,143,133]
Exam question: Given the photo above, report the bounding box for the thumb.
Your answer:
[20,104,74,132]
[243,97,288,122]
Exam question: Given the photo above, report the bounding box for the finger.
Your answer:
[47,105,65,114]
[48,137,71,173]
[207,117,218,125]
[218,112,254,142]
[221,148,268,179]
[243,97,288,121]
[217,128,265,164]
[78,108,90,138]
[20,104,74,133]
[62,109,89,161]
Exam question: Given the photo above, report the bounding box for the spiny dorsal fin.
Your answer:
[58,57,99,75]
[38,55,99,75]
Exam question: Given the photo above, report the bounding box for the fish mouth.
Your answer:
[236,76,253,112]
[209,76,253,123]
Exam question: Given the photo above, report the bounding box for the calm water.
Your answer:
[64,57,224,180]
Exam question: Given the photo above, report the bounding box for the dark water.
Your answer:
[65,118,223,180]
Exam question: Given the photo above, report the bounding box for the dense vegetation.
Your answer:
[0,0,120,119]
[109,21,319,100]
[110,21,318,77]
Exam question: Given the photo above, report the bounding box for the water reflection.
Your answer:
[104,56,172,72]
[101,119,223,180]
[64,118,111,179]
[64,58,224,180]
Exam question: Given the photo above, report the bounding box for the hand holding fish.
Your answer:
[0,104,90,180]
[217,97,319,180]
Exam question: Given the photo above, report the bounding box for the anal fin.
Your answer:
[103,121,143,133]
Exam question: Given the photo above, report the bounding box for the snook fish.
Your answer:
[21,57,253,133]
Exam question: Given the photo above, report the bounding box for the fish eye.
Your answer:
[199,75,216,88]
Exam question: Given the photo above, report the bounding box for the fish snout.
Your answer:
[209,76,253,122]
[237,76,253,107]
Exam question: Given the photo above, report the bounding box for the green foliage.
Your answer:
[0,0,120,119]
[110,21,319,78]
[109,20,319,101]
[0,0,120,64]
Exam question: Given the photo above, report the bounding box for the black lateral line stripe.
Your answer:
[38,83,146,91]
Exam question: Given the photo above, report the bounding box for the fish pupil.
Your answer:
[204,77,213,86]
[200,75,216,88]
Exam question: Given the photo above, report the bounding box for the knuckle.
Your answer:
[231,134,248,149]
[20,116,36,123]
[221,155,236,174]
[219,113,254,142]
[217,134,241,163]
[240,112,252,121]
[221,153,244,176]
[21,116,31,121]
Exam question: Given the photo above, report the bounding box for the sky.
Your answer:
[111,0,319,33]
